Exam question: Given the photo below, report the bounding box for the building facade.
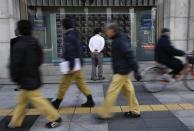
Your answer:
[0,0,194,78]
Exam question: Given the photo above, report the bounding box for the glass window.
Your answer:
[28,7,156,63]
[136,9,156,61]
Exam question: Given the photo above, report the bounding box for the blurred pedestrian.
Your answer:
[97,23,141,119]
[89,28,105,80]
[52,18,95,109]
[8,20,62,129]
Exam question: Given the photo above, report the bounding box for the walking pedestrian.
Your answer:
[52,18,95,109]
[89,28,105,80]
[97,23,141,119]
[8,20,62,129]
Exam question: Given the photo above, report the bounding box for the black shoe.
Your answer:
[124,111,141,118]
[14,88,20,91]
[52,99,62,109]
[91,78,97,81]
[81,95,95,107]
[45,118,62,128]
[98,77,105,80]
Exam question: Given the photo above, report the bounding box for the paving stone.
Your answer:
[72,114,98,123]
[179,104,194,110]
[153,94,189,104]
[137,94,161,105]
[141,112,175,119]
[30,115,71,131]
[149,127,190,131]
[179,93,194,103]
[174,110,194,117]
[0,115,39,131]
[111,129,149,131]
[176,117,194,127]
[108,113,147,130]
[144,118,186,128]
[188,127,194,131]
[150,105,168,111]
[69,121,108,131]
[108,119,147,130]
[0,109,13,116]
[140,105,153,112]
[165,104,183,110]
[59,107,76,114]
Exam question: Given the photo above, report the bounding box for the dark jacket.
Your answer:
[155,35,185,63]
[10,36,21,60]
[9,36,43,90]
[111,32,138,75]
[63,29,83,70]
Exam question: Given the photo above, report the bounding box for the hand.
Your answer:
[134,72,142,81]
[94,50,99,55]
[94,51,99,55]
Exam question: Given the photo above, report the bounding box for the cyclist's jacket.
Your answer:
[111,32,139,75]
[155,35,185,63]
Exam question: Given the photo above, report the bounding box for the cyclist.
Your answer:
[155,28,186,80]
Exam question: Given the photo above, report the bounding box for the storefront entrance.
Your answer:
[28,6,156,63]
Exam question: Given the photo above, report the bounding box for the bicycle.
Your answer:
[141,53,194,93]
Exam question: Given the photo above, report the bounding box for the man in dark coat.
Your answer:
[8,20,62,129]
[155,28,185,78]
[52,18,95,109]
[97,23,141,119]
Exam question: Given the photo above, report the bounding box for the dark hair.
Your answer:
[62,18,73,29]
[105,23,119,33]
[94,28,102,34]
[17,20,32,35]
[161,28,170,33]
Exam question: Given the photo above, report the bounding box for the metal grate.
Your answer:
[27,0,157,6]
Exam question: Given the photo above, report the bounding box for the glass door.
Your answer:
[136,8,156,61]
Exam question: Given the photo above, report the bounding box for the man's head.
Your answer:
[161,28,170,36]
[62,18,74,30]
[105,23,118,38]
[17,20,32,36]
[94,28,102,35]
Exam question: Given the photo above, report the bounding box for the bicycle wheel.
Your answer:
[183,72,194,91]
[142,67,168,93]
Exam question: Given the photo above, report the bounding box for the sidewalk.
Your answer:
[0,82,193,131]
[0,62,155,85]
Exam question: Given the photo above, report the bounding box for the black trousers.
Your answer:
[160,58,184,76]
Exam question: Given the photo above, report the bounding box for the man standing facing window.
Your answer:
[89,28,105,80]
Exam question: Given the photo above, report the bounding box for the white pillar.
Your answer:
[163,0,190,52]
[188,0,194,51]
[0,0,20,78]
